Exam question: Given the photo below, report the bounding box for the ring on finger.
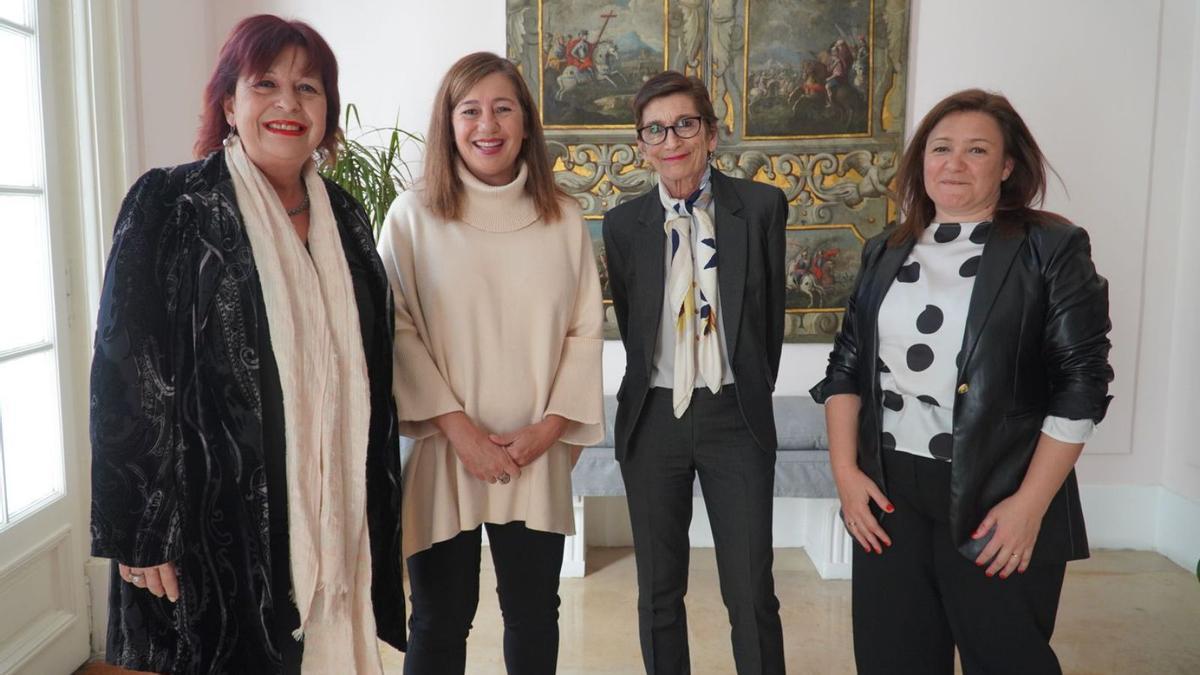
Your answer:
[130,573,145,584]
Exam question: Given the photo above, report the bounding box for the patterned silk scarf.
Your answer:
[661,168,723,417]
[224,137,382,674]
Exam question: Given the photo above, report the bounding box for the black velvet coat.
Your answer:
[90,151,406,673]
[812,217,1113,565]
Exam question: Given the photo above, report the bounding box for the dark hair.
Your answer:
[194,15,341,162]
[891,88,1066,246]
[632,71,718,131]
[423,51,563,223]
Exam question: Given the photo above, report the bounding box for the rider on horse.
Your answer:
[566,30,594,74]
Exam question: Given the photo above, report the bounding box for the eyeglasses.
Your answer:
[636,116,704,145]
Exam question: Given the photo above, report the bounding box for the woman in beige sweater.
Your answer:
[376,52,604,675]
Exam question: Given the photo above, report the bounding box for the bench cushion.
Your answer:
[572,395,834,498]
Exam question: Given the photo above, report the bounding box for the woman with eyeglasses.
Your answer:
[602,71,788,675]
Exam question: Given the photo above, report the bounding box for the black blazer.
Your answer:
[603,169,787,460]
[811,216,1113,564]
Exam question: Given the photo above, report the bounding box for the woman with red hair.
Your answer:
[90,15,405,673]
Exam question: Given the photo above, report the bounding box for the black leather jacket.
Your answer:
[811,216,1113,564]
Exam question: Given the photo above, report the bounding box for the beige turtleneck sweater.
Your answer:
[377,162,604,558]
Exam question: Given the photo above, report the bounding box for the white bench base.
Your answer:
[560,497,853,579]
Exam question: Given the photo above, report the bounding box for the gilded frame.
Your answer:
[507,0,912,342]
[533,0,670,130]
[740,0,876,140]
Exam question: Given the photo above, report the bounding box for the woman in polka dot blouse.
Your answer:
[811,89,1113,675]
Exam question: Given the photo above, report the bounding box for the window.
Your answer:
[0,0,65,527]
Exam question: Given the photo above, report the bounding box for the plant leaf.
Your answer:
[320,103,424,237]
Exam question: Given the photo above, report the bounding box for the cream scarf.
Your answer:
[661,168,723,417]
[225,138,382,675]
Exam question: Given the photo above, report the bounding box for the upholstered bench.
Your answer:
[560,395,853,579]
[570,395,835,498]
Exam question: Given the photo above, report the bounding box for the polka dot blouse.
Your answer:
[877,221,1094,462]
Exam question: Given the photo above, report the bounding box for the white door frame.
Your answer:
[0,1,131,672]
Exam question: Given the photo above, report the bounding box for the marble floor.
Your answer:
[78,548,1200,674]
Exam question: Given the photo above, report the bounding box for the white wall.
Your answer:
[211,0,507,142]
[125,1,215,170]
[122,1,1200,562]
[909,0,1150,468]
[1159,1,1200,504]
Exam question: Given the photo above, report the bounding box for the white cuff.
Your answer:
[1041,415,1096,444]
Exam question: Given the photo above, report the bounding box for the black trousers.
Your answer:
[620,386,785,675]
[403,521,565,675]
[852,450,1067,675]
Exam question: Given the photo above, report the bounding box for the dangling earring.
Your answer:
[223,124,238,147]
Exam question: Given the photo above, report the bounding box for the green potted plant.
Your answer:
[322,103,423,236]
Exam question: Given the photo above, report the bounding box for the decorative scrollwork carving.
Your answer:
[505,3,537,82]
[674,0,707,75]
[549,142,656,213]
[566,146,896,225]
[709,0,741,138]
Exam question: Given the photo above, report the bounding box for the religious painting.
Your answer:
[507,0,911,341]
[743,0,874,138]
[536,0,669,128]
[784,225,864,342]
[587,218,622,339]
